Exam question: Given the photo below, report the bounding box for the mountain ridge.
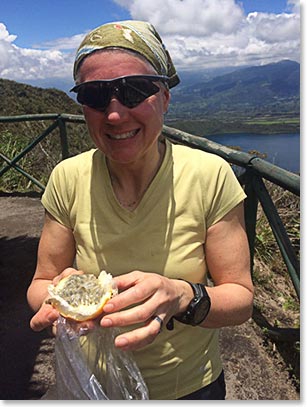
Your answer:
[0,59,300,125]
[169,59,300,119]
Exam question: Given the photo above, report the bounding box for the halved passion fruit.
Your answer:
[46,270,118,321]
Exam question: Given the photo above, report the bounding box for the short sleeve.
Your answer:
[41,161,74,229]
[205,157,246,228]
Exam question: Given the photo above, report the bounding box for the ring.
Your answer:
[153,315,163,333]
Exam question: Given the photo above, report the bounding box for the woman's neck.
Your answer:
[106,140,165,210]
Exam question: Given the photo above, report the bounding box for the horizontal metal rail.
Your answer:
[162,125,300,196]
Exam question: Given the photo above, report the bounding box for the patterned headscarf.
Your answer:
[73,20,180,88]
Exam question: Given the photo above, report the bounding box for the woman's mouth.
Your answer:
[107,129,139,140]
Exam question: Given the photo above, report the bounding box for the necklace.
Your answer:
[107,140,165,210]
[117,198,138,209]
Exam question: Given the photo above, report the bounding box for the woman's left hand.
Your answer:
[100,271,192,351]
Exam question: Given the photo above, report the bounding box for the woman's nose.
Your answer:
[104,97,128,121]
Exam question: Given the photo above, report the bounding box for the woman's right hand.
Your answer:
[29,267,83,333]
[30,301,60,333]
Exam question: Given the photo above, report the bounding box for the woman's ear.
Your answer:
[162,88,171,114]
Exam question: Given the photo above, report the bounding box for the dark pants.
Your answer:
[178,371,226,400]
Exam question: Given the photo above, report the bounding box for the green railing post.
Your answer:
[252,176,300,298]
[57,115,69,159]
[243,170,259,276]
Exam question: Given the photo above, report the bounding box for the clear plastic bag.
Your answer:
[54,316,149,400]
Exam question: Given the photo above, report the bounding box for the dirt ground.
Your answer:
[0,195,300,400]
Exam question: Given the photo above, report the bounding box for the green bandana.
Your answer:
[73,20,180,88]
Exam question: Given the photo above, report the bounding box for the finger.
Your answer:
[113,270,162,293]
[103,286,151,314]
[112,271,142,290]
[152,315,163,333]
[75,319,98,334]
[103,275,160,313]
[100,304,149,327]
[114,317,163,351]
[30,303,59,332]
[101,291,168,327]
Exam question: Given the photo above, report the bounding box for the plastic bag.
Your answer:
[54,316,149,400]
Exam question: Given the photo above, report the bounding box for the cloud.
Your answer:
[287,0,300,14]
[0,22,77,81]
[116,0,245,36]
[114,0,300,69]
[0,0,300,84]
[33,32,88,50]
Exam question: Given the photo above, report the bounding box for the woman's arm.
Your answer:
[201,201,254,328]
[27,210,77,330]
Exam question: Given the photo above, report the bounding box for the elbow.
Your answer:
[240,289,254,324]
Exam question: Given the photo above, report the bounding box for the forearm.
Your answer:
[27,211,76,313]
[27,278,52,312]
[200,283,254,328]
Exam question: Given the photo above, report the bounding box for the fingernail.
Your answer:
[115,337,129,347]
[101,318,113,327]
[103,303,114,312]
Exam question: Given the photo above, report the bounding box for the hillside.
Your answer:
[0,79,90,192]
[0,78,82,116]
[0,78,85,151]
[169,60,300,120]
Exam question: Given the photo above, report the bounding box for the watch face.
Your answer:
[174,282,211,326]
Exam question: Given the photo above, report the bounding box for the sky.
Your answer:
[0,0,301,89]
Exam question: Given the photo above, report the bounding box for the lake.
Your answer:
[205,133,300,174]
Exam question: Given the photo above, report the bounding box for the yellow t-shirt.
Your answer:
[42,139,246,399]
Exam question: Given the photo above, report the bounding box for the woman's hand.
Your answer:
[30,302,60,334]
[100,271,193,351]
[29,267,84,334]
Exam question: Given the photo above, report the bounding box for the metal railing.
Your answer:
[0,113,300,341]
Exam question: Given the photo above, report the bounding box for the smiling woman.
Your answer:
[26,19,254,400]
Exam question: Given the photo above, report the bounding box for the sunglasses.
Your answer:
[70,74,169,112]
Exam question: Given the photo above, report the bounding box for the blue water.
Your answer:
[205,133,300,173]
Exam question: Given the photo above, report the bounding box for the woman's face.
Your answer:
[77,51,170,165]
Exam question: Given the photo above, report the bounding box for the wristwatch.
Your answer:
[167,281,211,329]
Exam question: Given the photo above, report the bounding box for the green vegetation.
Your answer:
[166,115,299,136]
[0,122,93,192]
[0,78,93,192]
[0,78,82,117]
[254,181,300,283]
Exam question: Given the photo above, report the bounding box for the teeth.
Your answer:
[108,130,137,140]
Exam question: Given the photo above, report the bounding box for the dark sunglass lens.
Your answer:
[76,83,111,111]
[119,78,160,108]
[74,76,164,111]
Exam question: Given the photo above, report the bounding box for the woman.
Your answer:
[27,20,254,400]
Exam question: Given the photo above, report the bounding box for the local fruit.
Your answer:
[46,270,118,321]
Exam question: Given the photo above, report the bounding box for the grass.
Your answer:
[253,180,300,290]
[0,121,92,192]
[245,117,300,125]
[252,180,300,389]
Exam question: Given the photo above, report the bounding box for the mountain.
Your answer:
[0,78,82,116]
[0,79,91,181]
[169,60,300,119]
[0,59,300,133]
